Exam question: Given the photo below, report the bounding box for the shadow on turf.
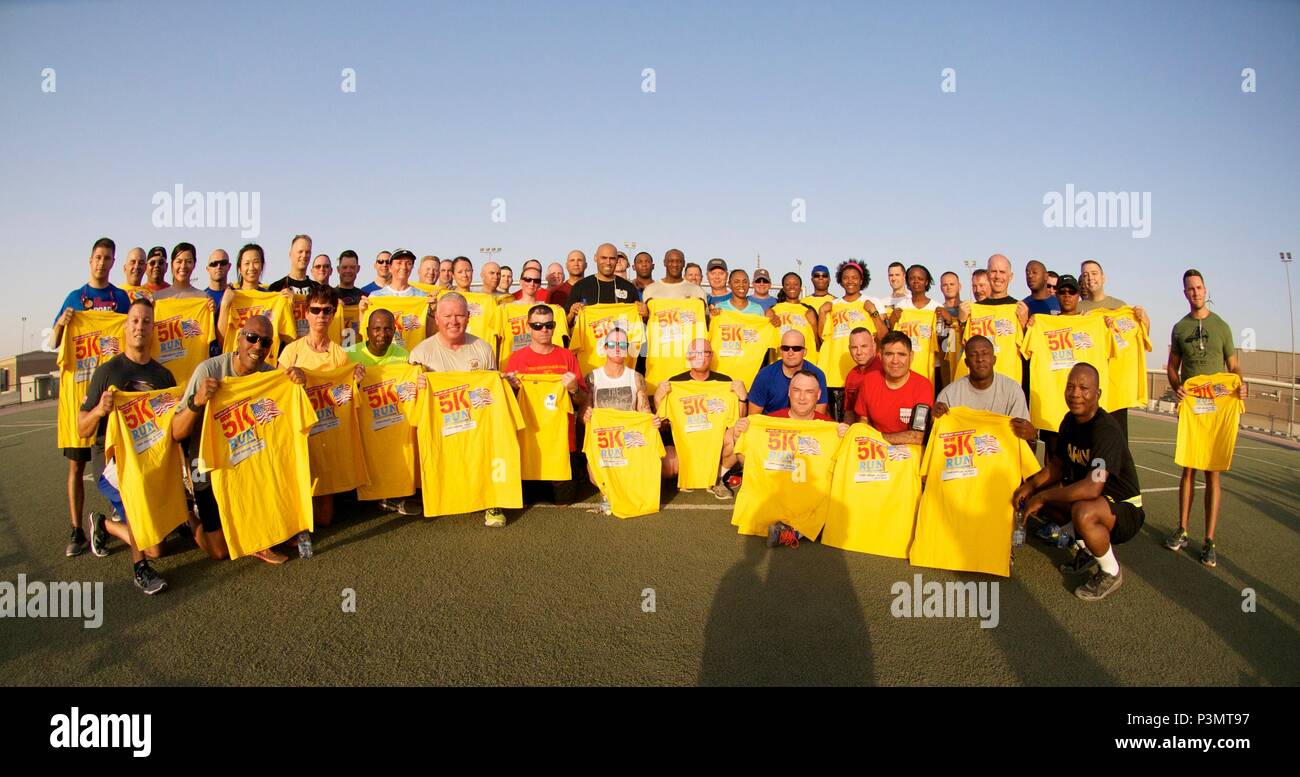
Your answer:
[699,536,874,686]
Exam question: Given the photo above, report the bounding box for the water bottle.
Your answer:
[1012,510,1026,547]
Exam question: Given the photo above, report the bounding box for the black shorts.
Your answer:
[1107,497,1144,545]
[195,487,223,532]
[63,447,91,463]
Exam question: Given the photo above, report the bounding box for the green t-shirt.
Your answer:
[1171,312,1234,382]
[345,342,410,367]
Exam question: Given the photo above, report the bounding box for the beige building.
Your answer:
[0,350,58,404]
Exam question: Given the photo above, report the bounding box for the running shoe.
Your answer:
[484,508,506,528]
[1164,528,1189,552]
[133,561,168,595]
[1200,539,1217,568]
[89,512,110,558]
[295,531,313,560]
[65,526,87,557]
[1075,568,1123,601]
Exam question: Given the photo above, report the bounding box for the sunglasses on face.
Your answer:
[754,279,770,284]
[147,260,165,267]
[812,273,829,279]
[521,277,542,284]
[242,332,273,348]
[308,306,334,316]
[528,321,557,331]
[780,345,805,353]
[209,260,230,268]
[376,259,392,266]
[1056,288,1078,296]
[603,341,628,350]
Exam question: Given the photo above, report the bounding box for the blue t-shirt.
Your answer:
[1023,294,1061,316]
[749,296,778,312]
[54,284,130,324]
[205,287,226,355]
[707,293,732,307]
[748,361,829,413]
[360,281,384,295]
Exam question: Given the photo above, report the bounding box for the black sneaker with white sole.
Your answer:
[90,513,110,558]
[1058,547,1098,576]
[65,526,87,557]
[133,561,168,595]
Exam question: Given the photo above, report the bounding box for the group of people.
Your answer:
[51,236,1243,602]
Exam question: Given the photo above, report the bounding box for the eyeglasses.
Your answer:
[521,276,542,284]
[242,332,273,347]
[811,273,829,279]
[687,350,712,357]
[209,260,230,268]
[528,321,557,331]
[603,341,628,350]
[1056,288,1079,296]
[308,306,334,316]
[147,260,165,267]
[779,345,805,352]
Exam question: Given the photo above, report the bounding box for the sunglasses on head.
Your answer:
[242,332,273,348]
[308,305,334,316]
[209,260,230,268]
[528,321,557,331]
[780,345,805,352]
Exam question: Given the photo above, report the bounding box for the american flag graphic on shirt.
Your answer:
[395,381,418,403]
[679,310,697,324]
[705,398,726,414]
[330,383,353,405]
[1072,331,1093,350]
[180,318,203,339]
[973,434,1001,456]
[742,328,760,343]
[468,387,494,408]
[250,398,282,425]
[400,313,420,331]
[1211,382,1230,398]
[886,445,912,461]
[624,430,646,448]
[797,436,822,456]
[99,336,121,357]
[148,392,178,416]
[994,319,1014,337]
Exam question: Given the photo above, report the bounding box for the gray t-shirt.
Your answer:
[179,352,274,485]
[643,280,708,301]
[153,285,211,300]
[936,374,1029,419]
[407,333,497,372]
[1078,295,1127,313]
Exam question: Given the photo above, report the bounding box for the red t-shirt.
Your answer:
[768,408,834,422]
[843,357,882,415]
[513,288,548,302]
[853,369,934,434]
[505,345,587,451]
[547,282,572,310]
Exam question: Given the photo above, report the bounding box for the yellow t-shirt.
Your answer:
[356,363,422,501]
[459,291,503,344]
[731,415,841,539]
[151,297,215,388]
[583,408,666,519]
[817,299,873,388]
[278,338,351,371]
[571,303,648,375]
[302,364,370,496]
[57,311,126,449]
[955,303,1023,384]
[197,370,315,559]
[336,303,362,348]
[412,371,525,516]
[410,282,443,297]
[1175,373,1244,472]
[645,298,708,395]
[1021,314,1113,431]
[121,285,153,303]
[222,289,296,368]
[497,302,569,366]
[708,309,778,391]
[103,387,188,548]
[516,374,574,481]
[656,380,740,489]
[894,308,939,377]
[801,294,838,310]
[769,302,819,363]
[910,406,1040,578]
[1092,306,1151,412]
[363,296,431,353]
[822,424,922,559]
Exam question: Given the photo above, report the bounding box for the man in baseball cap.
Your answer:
[706,258,729,305]
[749,268,777,312]
[802,263,837,308]
[145,246,171,292]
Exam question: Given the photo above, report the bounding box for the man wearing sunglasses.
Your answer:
[360,251,392,295]
[747,330,829,416]
[748,269,778,312]
[202,249,231,352]
[800,264,838,309]
[144,246,171,293]
[172,315,306,564]
[155,242,208,300]
[504,305,588,503]
[1164,269,1243,567]
[512,260,549,302]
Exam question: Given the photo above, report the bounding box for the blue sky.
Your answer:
[1,0,1297,362]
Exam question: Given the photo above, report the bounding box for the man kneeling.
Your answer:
[1012,363,1144,601]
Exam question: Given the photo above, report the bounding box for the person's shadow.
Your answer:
[699,535,873,686]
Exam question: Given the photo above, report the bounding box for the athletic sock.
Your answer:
[1097,547,1120,576]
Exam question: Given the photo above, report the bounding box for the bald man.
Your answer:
[481,262,510,300]
[564,243,646,324]
[549,250,585,310]
[121,247,151,301]
[960,254,1029,329]
[747,330,829,416]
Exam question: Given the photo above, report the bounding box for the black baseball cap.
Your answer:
[1055,274,1080,292]
[147,246,167,260]
[390,249,417,263]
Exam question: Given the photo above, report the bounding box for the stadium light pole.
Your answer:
[1279,254,1289,441]
[20,316,26,356]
